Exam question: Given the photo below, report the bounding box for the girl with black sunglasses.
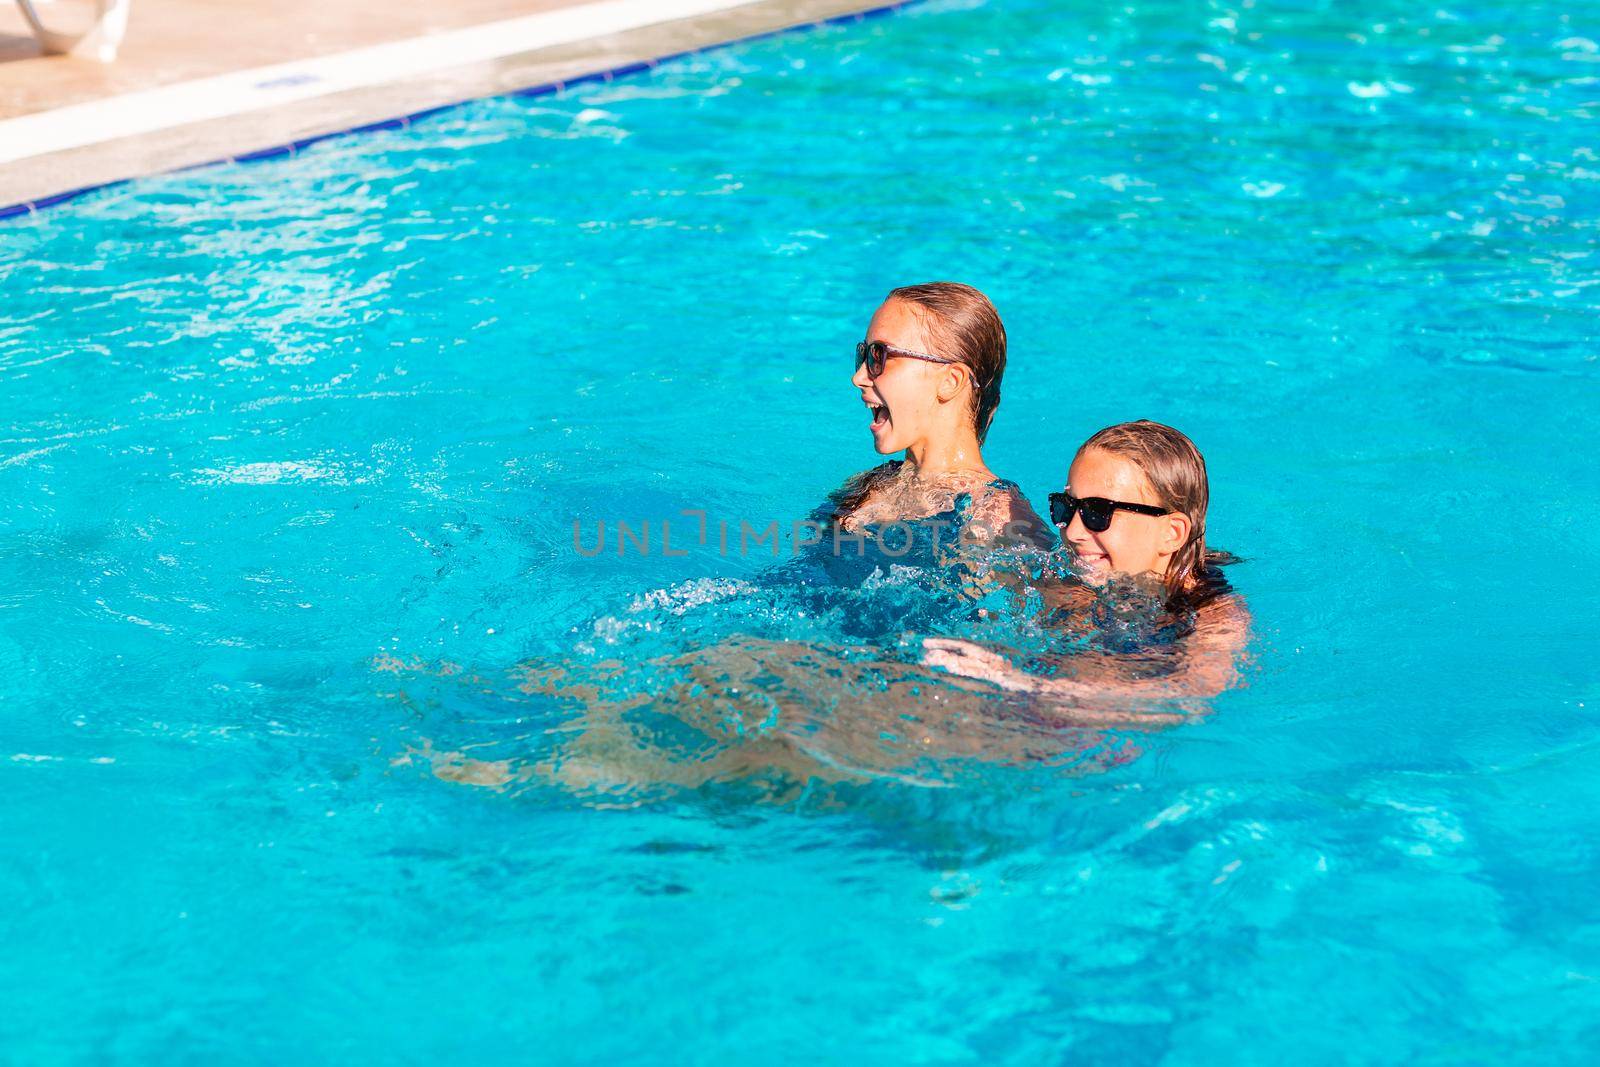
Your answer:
[925,421,1250,703]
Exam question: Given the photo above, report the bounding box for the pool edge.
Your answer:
[0,0,926,222]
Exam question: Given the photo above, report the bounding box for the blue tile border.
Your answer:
[231,143,297,163]
[0,0,926,223]
[31,186,106,210]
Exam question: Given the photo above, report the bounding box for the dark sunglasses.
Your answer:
[855,340,960,378]
[1049,491,1170,533]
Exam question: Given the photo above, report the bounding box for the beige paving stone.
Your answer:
[0,0,891,206]
[0,0,598,118]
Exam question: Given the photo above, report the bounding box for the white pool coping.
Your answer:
[0,0,777,166]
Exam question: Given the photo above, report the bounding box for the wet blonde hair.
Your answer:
[1078,420,1233,604]
[887,282,1006,444]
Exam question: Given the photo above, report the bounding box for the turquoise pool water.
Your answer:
[3,0,1599,1060]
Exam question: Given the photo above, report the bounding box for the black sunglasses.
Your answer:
[855,340,960,378]
[1049,491,1170,533]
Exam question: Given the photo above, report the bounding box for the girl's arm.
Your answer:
[923,593,1252,702]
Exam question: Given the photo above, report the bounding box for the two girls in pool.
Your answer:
[840,281,1248,699]
[415,283,1247,797]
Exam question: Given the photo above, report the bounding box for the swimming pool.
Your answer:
[3,0,1598,1059]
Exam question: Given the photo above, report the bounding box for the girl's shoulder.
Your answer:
[1191,590,1251,652]
[967,477,1053,548]
[823,461,903,525]
[1199,589,1249,623]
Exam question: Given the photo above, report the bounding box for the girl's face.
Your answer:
[1059,448,1192,584]
[852,299,958,456]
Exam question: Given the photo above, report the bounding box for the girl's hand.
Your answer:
[922,640,1107,703]
[922,638,1191,728]
[921,638,1038,693]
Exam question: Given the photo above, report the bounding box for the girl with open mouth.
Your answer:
[823,281,1049,552]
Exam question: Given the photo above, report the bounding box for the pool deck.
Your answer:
[0,0,899,210]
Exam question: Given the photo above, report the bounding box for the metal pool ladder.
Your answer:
[13,0,130,61]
